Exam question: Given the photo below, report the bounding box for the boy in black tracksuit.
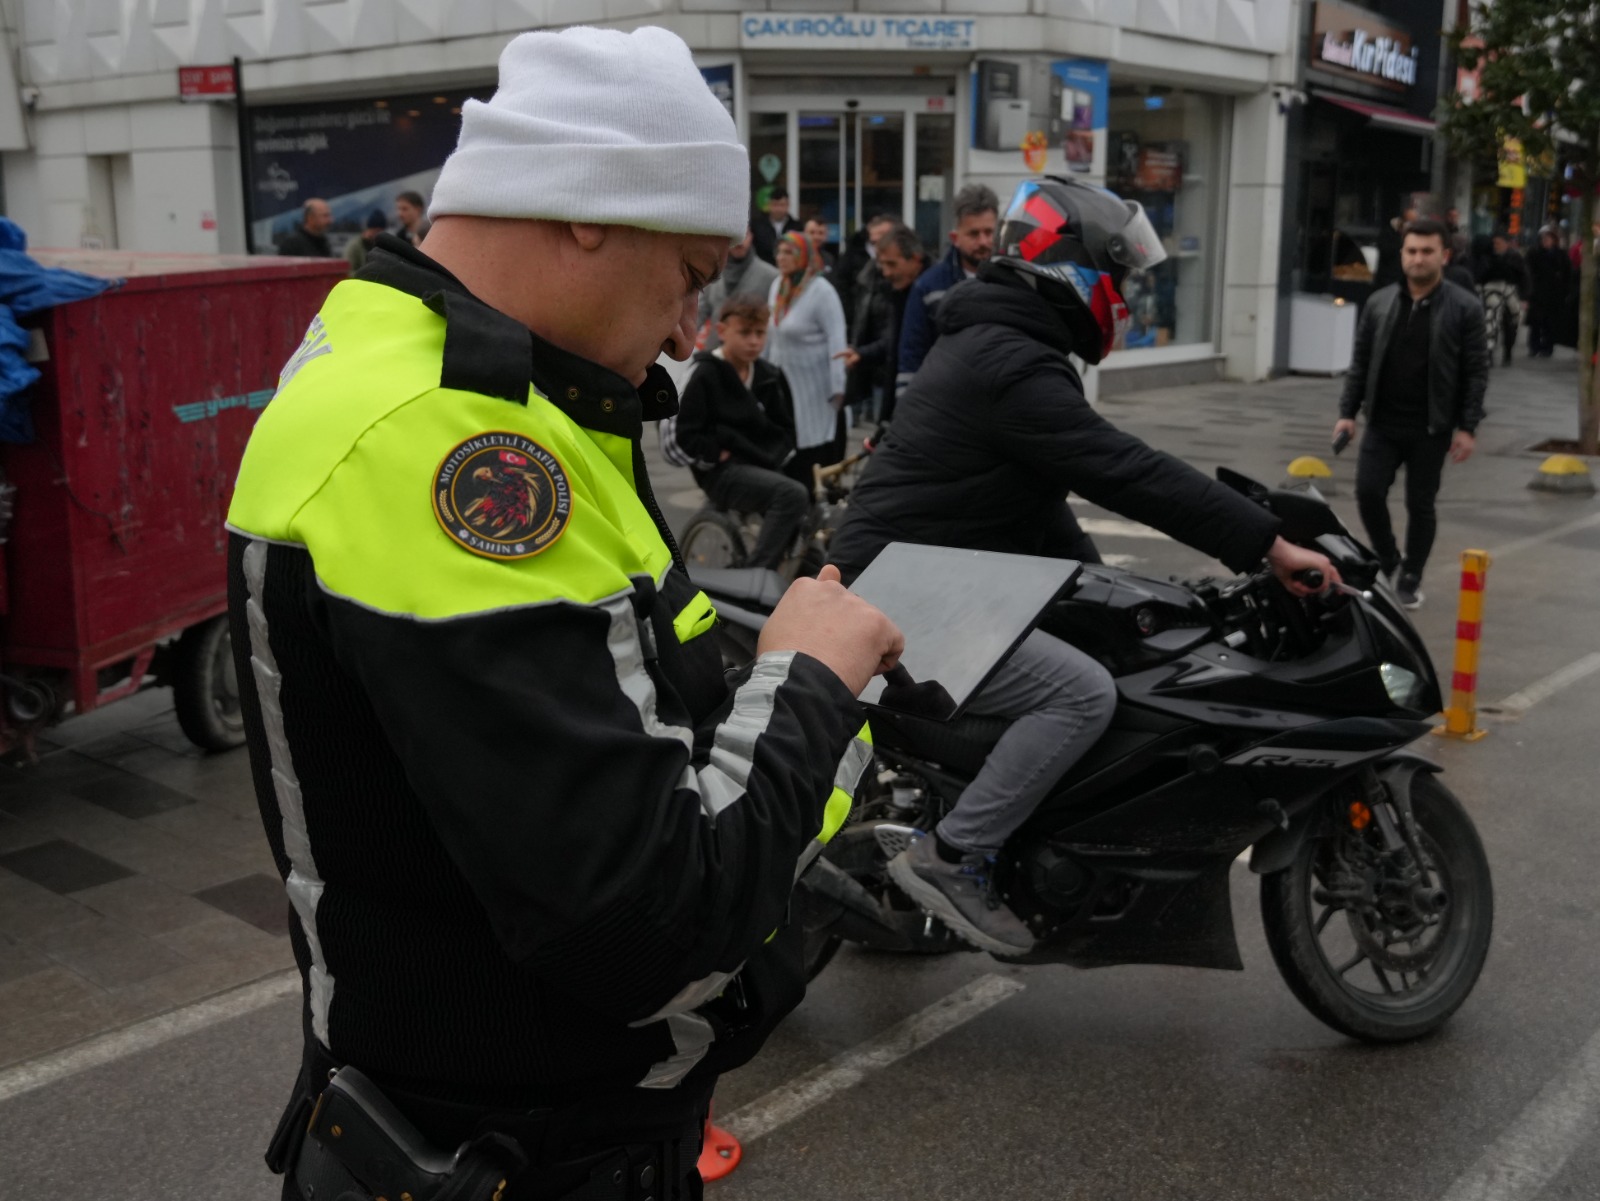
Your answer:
[675,295,809,569]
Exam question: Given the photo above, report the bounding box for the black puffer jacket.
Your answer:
[828,265,1281,581]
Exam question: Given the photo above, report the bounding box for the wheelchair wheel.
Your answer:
[681,508,747,568]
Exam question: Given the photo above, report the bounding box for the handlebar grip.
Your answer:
[1292,568,1325,590]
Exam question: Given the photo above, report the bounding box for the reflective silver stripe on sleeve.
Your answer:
[834,731,874,795]
[602,593,695,756]
[697,651,796,821]
[631,965,743,1025]
[636,1012,716,1090]
[794,731,876,882]
[242,539,336,1045]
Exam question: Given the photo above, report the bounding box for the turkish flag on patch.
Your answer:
[500,451,528,466]
[1018,194,1065,262]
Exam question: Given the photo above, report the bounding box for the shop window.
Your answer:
[1106,86,1225,351]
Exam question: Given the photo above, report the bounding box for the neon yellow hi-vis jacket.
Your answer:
[225,239,871,1096]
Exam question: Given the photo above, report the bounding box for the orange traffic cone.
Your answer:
[697,1103,742,1182]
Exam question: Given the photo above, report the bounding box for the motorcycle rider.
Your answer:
[828,177,1338,956]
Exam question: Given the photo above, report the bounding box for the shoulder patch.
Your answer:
[433,432,573,560]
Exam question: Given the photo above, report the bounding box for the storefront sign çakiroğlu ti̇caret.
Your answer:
[739,13,978,52]
[1311,1,1418,94]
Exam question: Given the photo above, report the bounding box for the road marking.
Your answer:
[1491,653,1600,715]
[1077,518,1172,541]
[1100,553,1144,568]
[0,969,298,1105]
[719,973,1025,1144]
[1489,509,1600,560]
[1437,1022,1600,1201]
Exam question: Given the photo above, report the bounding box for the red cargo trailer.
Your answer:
[0,250,346,759]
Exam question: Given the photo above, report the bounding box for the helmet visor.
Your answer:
[1106,202,1167,270]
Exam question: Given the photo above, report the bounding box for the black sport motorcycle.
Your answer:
[691,469,1493,1043]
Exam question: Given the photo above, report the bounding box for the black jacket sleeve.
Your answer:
[993,361,1280,574]
[674,365,723,466]
[322,591,862,1028]
[1455,293,1489,433]
[1340,302,1378,420]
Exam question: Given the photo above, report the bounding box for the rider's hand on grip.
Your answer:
[760,565,904,697]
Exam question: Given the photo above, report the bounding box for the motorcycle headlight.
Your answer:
[1380,662,1423,708]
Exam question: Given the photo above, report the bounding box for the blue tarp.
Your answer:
[0,218,120,443]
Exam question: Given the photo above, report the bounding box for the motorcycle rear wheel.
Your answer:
[1260,775,1493,1043]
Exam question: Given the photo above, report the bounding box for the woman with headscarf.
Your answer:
[765,230,848,486]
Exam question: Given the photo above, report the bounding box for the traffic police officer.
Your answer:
[228,26,901,1200]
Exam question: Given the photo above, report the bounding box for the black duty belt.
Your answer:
[267,1038,709,1201]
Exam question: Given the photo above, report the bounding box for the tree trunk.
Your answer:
[1580,157,1599,456]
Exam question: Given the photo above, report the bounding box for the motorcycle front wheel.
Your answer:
[1260,774,1493,1043]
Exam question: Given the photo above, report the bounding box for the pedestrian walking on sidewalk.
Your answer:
[229,25,897,1201]
[1336,217,1489,610]
[1527,227,1572,358]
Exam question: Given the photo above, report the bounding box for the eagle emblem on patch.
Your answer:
[433,433,572,559]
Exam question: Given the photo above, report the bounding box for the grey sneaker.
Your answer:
[887,832,1035,957]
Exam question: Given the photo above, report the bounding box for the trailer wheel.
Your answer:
[173,616,246,752]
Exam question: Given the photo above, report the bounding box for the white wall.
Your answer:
[4,99,239,251]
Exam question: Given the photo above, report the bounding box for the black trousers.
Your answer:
[699,462,810,569]
[1354,425,1452,579]
[1528,304,1558,356]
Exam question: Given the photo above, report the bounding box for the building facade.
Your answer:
[2,0,1304,388]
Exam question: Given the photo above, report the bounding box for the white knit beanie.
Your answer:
[430,26,748,239]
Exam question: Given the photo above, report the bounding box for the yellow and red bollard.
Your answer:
[1433,549,1490,741]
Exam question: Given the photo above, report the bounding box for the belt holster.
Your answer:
[267,1040,705,1201]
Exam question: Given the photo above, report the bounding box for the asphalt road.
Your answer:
[4,367,1599,1201]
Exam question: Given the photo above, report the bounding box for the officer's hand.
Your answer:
[1333,418,1357,441]
[760,565,903,697]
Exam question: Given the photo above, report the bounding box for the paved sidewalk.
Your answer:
[1,344,1592,1074]
[0,694,290,1069]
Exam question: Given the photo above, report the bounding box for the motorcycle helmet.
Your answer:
[994,177,1168,364]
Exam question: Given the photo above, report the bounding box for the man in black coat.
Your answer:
[750,187,803,265]
[840,223,925,425]
[1335,218,1488,609]
[1526,227,1572,358]
[829,178,1335,958]
[674,295,808,569]
[276,198,333,257]
[834,212,897,328]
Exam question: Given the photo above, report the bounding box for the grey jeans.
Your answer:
[936,629,1117,855]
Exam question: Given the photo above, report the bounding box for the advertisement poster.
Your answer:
[246,89,489,250]
[1050,59,1108,175]
[700,64,735,117]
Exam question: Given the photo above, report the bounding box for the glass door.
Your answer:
[752,104,926,254]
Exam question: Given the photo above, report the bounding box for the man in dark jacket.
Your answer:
[831,178,1335,958]
[1526,227,1572,358]
[840,223,924,425]
[834,212,896,328]
[751,186,803,264]
[1336,217,1488,609]
[896,183,998,388]
[676,295,808,569]
[276,198,333,257]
